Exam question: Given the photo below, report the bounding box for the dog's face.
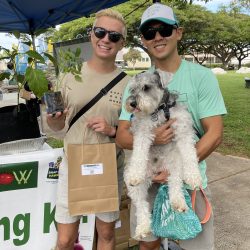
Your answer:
[126,70,172,115]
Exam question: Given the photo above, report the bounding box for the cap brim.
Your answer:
[139,17,177,31]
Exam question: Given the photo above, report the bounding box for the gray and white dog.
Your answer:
[124,70,202,239]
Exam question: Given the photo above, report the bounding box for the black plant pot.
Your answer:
[44,91,64,115]
[0,103,41,144]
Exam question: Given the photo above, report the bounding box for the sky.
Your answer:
[193,0,231,12]
[0,0,237,50]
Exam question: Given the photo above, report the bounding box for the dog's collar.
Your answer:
[151,101,176,121]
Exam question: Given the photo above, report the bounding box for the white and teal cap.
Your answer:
[139,3,179,31]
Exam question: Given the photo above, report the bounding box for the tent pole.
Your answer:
[31,33,37,69]
[31,33,45,136]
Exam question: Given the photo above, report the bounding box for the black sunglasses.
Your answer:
[141,24,177,41]
[93,27,124,43]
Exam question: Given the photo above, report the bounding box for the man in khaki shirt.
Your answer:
[47,9,130,250]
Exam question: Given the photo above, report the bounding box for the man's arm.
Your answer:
[115,119,175,150]
[196,115,224,162]
[115,120,133,149]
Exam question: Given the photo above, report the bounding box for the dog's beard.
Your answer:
[137,97,159,114]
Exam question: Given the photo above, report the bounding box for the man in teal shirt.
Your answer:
[116,3,227,250]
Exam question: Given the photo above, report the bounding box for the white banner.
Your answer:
[0,146,94,250]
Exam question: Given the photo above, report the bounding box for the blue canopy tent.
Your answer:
[0,0,129,34]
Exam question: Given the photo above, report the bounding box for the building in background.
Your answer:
[116,48,151,69]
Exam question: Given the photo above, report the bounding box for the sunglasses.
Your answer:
[141,24,177,41]
[93,27,124,43]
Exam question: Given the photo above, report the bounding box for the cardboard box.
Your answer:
[115,208,138,249]
[115,208,130,245]
[93,187,139,249]
[128,238,138,248]
[115,242,130,250]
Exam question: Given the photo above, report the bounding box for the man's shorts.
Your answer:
[55,155,124,224]
[130,184,214,250]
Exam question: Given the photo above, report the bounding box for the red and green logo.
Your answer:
[0,162,38,192]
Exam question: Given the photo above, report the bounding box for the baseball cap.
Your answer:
[139,3,179,31]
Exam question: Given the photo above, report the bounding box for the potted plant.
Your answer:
[0,32,82,151]
[0,34,50,146]
[44,47,82,115]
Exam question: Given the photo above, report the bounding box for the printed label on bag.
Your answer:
[81,163,103,175]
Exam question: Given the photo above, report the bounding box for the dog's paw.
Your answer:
[128,177,144,186]
[171,197,188,212]
[135,221,152,240]
[184,174,202,189]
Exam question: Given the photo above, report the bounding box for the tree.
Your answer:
[123,48,142,70]
[51,0,210,45]
[51,17,93,42]
[51,0,250,69]
[207,12,237,68]
[179,5,250,69]
[176,5,214,57]
[228,12,250,68]
[231,0,250,11]
[206,10,250,69]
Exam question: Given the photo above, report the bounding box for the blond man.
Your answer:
[47,9,130,250]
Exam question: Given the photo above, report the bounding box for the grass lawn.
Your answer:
[125,69,144,76]
[47,71,250,159]
[215,72,250,158]
[46,137,64,148]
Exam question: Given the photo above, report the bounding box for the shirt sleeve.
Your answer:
[198,70,227,119]
[119,82,132,121]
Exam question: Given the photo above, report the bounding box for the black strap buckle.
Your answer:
[151,112,158,122]
[100,88,108,96]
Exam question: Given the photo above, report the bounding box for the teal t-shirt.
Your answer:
[119,59,227,189]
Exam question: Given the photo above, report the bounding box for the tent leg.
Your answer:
[31,33,46,136]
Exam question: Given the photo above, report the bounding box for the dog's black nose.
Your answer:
[130,101,137,108]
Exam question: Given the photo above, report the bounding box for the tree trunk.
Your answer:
[238,59,242,69]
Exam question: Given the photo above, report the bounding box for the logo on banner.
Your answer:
[47,156,62,179]
[0,162,38,192]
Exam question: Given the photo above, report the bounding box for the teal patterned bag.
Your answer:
[151,184,202,240]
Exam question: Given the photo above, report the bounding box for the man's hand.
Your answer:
[153,119,176,145]
[152,170,169,184]
[46,109,68,131]
[87,116,116,137]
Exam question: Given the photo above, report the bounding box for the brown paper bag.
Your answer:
[68,143,119,216]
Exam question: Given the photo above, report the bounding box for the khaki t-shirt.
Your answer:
[61,62,130,167]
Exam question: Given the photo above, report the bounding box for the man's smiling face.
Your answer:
[141,21,182,62]
[91,16,124,61]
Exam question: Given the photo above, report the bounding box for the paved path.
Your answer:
[206,152,250,250]
[125,150,250,250]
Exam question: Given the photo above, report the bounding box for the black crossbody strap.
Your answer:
[67,71,127,132]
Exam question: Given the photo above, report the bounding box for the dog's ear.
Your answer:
[156,69,173,88]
